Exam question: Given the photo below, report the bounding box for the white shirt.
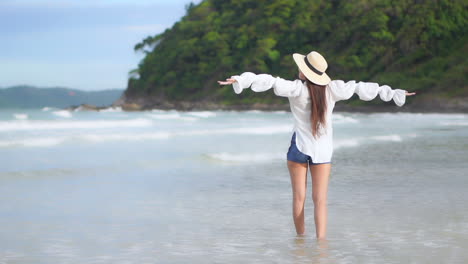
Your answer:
[231,72,408,163]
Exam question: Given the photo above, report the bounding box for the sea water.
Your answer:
[0,107,467,263]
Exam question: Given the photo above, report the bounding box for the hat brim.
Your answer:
[293,53,331,86]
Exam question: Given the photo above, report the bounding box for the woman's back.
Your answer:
[287,80,335,163]
[227,72,408,163]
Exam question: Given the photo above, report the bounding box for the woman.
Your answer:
[218,51,416,239]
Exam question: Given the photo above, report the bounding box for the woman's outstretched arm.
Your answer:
[328,80,416,106]
[218,72,304,98]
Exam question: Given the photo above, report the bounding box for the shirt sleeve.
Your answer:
[230,72,304,98]
[328,80,407,106]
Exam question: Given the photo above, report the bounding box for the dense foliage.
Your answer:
[127,0,467,106]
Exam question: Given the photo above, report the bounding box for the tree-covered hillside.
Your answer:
[125,0,467,107]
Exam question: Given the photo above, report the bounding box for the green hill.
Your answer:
[0,85,124,109]
[125,0,467,109]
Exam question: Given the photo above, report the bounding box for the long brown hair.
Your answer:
[305,79,327,139]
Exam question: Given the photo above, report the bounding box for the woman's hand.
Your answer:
[217,78,237,85]
[406,91,416,96]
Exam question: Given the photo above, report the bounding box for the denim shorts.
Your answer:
[287,132,331,165]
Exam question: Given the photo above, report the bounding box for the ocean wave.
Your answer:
[272,110,288,114]
[0,131,171,147]
[204,152,283,162]
[13,113,28,120]
[439,121,468,126]
[180,125,293,136]
[98,106,123,112]
[370,112,468,121]
[186,111,217,118]
[333,133,417,149]
[371,134,402,142]
[0,125,291,148]
[332,114,359,124]
[204,137,369,161]
[150,109,173,112]
[41,107,53,111]
[0,124,291,148]
[0,118,153,131]
[244,110,263,113]
[52,110,72,118]
[334,138,360,149]
[0,137,65,147]
[0,131,418,149]
[79,132,171,142]
[146,113,199,121]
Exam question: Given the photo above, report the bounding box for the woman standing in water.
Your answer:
[218,51,416,239]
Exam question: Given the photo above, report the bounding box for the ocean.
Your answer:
[0,107,467,263]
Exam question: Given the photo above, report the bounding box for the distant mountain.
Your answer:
[0,85,124,109]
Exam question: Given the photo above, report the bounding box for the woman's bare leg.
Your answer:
[310,163,331,239]
[287,160,308,235]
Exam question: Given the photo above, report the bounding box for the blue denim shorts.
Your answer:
[287,132,331,165]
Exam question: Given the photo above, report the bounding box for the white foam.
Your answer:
[0,118,153,131]
[72,105,83,112]
[52,110,72,118]
[147,113,198,121]
[41,107,52,111]
[439,121,468,126]
[180,125,292,136]
[150,109,167,113]
[229,125,292,135]
[80,132,171,142]
[333,114,359,124]
[0,124,291,147]
[186,111,217,118]
[245,110,263,113]
[422,240,445,248]
[272,110,288,114]
[371,134,402,142]
[334,138,360,149]
[333,133,409,149]
[374,112,468,121]
[205,152,283,162]
[0,137,65,147]
[99,106,122,112]
[13,113,28,120]
[0,131,170,148]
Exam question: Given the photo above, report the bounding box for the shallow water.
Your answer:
[0,107,467,263]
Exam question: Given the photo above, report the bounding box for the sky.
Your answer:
[0,0,202,91]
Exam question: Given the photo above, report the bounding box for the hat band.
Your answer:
[304,57,324,76]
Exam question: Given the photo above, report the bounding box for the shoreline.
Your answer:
[108,93,468,113]
[59,92,468,114]
[64,100,468,114]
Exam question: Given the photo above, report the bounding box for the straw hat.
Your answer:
[293,51,331,85]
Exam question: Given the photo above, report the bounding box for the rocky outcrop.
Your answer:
[65,103,106,111]
[111,93,291,111]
